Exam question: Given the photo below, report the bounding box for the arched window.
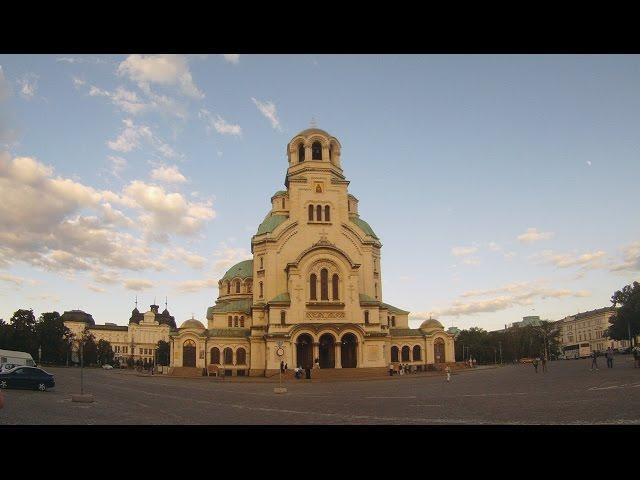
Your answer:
[260,256,263,269]
[236,348,246,365]
[259,282,263,298]
[401,346,410,362]
[325,205,330,222]
[392,316,396,327]
[316,204,322,222]
[223,347,233,365]
[391,346,399,363]
[211,347,220,364]
[308,205,314,221]
[234,316,238,327]
[280,311,286,325]
[332,273,339,300]
[413,345,421,361]
[320,269,329,301]
[329,145,332,161]
[240,316,245,328]
[312,141,322,160]
[227,281,230,294]
[364,311,369,325]
[282,198,285,209]
[228,316,232,327]
[246,281,252,293]
[235,279,240,293]
[298,143,305,162]
[310,273,317,300]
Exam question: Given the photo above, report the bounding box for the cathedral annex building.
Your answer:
[170,128,455,376]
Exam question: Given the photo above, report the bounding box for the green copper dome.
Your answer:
[221,259,253,281]
[256,214,288,236]
[350,217,379,240]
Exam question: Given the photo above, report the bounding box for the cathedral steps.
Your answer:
[168,367,204,377]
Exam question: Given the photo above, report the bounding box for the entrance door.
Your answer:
[434,338,445,363]
[319,334,335,368]
[341,333,357,368]
[296,334,313,369]
[183,340,196,367]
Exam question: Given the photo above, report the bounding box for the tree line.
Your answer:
[0,309,170,367]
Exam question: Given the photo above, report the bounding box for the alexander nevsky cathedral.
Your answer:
[168,127,456,376]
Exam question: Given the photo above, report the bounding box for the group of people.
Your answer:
[280,360,311,379]
[591,347,617,370]
[388,363,417,376]
[531,356,548,373]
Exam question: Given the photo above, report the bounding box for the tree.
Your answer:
[9,309,38,357]
[609,281,640,346]
[0,319,14,349]
[156,340,170,366]
[35,312,72,364]
[76,329,98,366]
[96,339,114,365]
[533,321,563,360]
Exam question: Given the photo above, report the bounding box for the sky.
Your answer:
[0,54,639,332]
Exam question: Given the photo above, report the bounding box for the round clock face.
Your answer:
[276,348,285,357]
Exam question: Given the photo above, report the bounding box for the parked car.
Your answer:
[102,364,113,370]
[0,366,55,391]
[519,357,535,364]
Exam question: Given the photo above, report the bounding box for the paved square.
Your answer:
[1,356,639,424]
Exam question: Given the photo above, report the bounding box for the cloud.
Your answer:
[0,66,11,102]
[534,249,607,270]
[151,164,187,184]
[71,76,86,89]
[124,278,154,291]
[198,109,242,136]
[251,97,282,131]
[117,54,204,99]
[517,227,554,244]
[107,118,181,159]
[162,247,206,269]
[611,241,640,272]
[107,155,127,178]
[212,242,252,273]
[586,160,592,166]
[488,242,501,252]
[222,54,240,64]
[17,73,38,100]
[0,273,35,287]
[451,246,477,257]
[87,284,106,293]
[175,277,218,293]
[411,280,591,319]
[56,57,107,65]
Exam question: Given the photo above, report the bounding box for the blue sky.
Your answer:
[0,54,639,331]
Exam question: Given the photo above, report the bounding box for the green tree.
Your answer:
[35,311,72,364]
[9,309,38,357]
[533,321,563,360]
[156,340,170,366]
[609,281,640,346]
[96,339,114,365]
[0,319,14,350]
[76,329,98,366]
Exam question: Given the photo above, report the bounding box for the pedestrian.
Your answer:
[399,364,404,376]
[532,358,539,373]
[280,360,284,373]
[541,356,547,373]
[591,350,598,371]
[606,347,614,369]
[305,366,311,379]
[389,363,394,376]
[445,365,451,382]
[633,347,640,368]
[284,362,288,372]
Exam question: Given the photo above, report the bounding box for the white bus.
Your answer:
[563,343,591,359]
[0,349,36,371]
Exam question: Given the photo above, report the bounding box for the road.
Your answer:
[1,356,639,424]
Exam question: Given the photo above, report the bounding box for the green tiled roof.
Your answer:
[269,292,291,304]
[350,216,379,240]
[207,329,251,338]
[390,328,424,337]
[256,214,288,235]
[221,260,253,281]
[359,293,379,305]
[271,190,288,198]
[206,298,253,319]
[381,302,410,315]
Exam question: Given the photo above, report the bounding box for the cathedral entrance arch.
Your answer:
[183,339,196,367]
[319,333,335,368]
[434,338,446,363]
[296,334,314,369]
[341,333,357,368]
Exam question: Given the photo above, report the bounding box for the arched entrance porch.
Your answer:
[434,338,446,363]
[319,333,335,368]
[183,339,196,367]
[296,333,313,369]
[341,333,358,368]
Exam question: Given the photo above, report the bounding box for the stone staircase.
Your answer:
[267,367,387,382]
[168,367,204,377]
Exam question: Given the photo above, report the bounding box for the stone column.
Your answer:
[305,143,312,162]
[335,342,342,368]
[313,342,319,364]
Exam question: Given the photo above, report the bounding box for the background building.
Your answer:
[557,306,629,355]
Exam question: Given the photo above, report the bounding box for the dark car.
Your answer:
[0,366,55,391]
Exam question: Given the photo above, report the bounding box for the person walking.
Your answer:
[541,356,547,373]
[606,347,614,369]
[591,350,599,371]
[633,346,640,368]
[280,360,285,374]
[389,363,394,376]
[445,365,451,382]
[532,357,539,373]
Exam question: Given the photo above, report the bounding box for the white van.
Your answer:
[0,349,36,372]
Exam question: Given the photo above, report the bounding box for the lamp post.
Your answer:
[38,345,42,366]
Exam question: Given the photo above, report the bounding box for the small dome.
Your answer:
[180,319,205,330]
[221,259,253,282]
[295,127,332,138]
[61,310,95,326]
[419,318,444,332]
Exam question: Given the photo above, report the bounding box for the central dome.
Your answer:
[180,319,205,330]
[221,259,253,281]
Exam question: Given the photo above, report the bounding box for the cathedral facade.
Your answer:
[170,128,455,376]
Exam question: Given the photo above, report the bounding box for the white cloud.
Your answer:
[586,161,592,166]
[251,97,282,131]
[151,164,187,184]
[56,57,107,65]
[517,227,554,244]
[162,247,207,269]
[0,66,11,102]
[71,76,86,89]
[212,242,252,274]
[451,246,477,257]
[199,109,242,136]
[222,54,240,64]
[124,278,154,291]
[87,284,106,293]
[488,242,501,252]
[117,54,204,99]
[107,118,180,159]
[534,249,607,270]
[17,73,38,100]
[611,241,640,272]
[107,155,127,178]
[0,273,35,287]
[175,277,218,293]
